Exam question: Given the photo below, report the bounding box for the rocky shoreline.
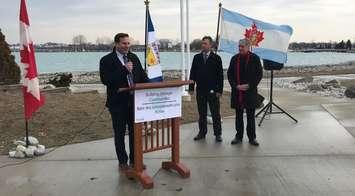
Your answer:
[274,75,355,99]
[33,60,355,100]
[37,60,355,85]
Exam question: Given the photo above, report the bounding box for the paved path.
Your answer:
[1,83,355,196]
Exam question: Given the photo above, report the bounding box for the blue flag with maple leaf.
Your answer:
[218,8,293,64]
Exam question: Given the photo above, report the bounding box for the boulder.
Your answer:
[307,84,323,91]
[345,86,355,98]
[325,79,339,86]
[34,145,46,156]
[325,79,341,88]
[8,151,16,158]
[293,76,314,84]
[14,151,25,158]
[321,84,329,89]
[23,136,39,146]
[13,140,26,146]
[24,148,35,157]
[16,145,26,152]
[43,84,55,89]
[48,73,73,87]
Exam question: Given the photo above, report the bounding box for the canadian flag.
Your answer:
[20,0,45,120]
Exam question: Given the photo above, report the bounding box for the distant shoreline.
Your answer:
[37,60,355,85]
[11,49,355,53]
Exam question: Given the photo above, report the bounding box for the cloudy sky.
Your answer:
[1,0,354,44]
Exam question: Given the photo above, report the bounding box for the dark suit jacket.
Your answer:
[99,50,148,111]
[189,52,224,94]
[227,52,263,109]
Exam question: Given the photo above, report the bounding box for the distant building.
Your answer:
[130,38,140,46]
[159,39,173,49]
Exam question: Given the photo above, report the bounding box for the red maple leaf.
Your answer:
[244,23,264,47]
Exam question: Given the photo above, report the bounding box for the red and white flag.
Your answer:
[19,0,45,120]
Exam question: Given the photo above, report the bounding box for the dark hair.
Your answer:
[114,33,129,43]
[202,36,213,44]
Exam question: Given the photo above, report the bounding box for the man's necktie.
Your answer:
[203,53,208,64]
[123,55,128,64]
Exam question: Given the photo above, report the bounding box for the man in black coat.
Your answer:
[99,33,148,171]
[189,36,224,142]
[227,39,263,146]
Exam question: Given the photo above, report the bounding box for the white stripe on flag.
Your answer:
[221,21,291,52]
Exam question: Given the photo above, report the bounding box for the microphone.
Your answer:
[123,55,134,88]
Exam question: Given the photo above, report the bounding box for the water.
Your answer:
[13,52,355,74]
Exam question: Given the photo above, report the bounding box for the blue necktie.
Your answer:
[203,53,208,64]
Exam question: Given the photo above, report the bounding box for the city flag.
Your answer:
[218,8,293,64]
[19,0,45,120]
[146,10,163,82]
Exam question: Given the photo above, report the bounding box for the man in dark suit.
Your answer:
[227,39,263,146]
[99,33,148,171]
[189,36,224,142]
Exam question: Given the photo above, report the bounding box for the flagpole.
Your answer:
[180,0,186,82]
[207,2,223,124]
[25,120,29,147]
[144,0,150,71]
[186,0,190,82]
[215,2,222,52]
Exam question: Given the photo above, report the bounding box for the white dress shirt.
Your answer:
[116,51,126,65]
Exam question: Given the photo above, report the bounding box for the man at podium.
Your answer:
[99,33,148,171]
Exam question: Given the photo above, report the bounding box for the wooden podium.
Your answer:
[123,80,192,189]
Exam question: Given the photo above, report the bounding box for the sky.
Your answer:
[1,0,355,44]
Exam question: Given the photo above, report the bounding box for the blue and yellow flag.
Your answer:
[146,10,163,82]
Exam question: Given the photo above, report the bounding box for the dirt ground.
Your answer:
[0,88,234,155]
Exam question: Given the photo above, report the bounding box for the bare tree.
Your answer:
[72,35,87,51]
[96,36,113,45]
[72,35,87,45]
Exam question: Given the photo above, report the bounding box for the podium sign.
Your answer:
[134,87,182,123]
[125,80,191,189]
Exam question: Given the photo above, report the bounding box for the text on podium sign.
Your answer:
[134,87,182,123]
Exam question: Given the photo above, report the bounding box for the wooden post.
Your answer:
[125,122,154,189]
[162,117,190,178]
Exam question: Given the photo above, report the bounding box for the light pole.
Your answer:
[186,0,191,81]
[180,0,186,82]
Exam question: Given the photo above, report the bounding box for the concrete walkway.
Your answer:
[1,84,355,196]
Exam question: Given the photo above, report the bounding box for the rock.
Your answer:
[307,84,323,91]
[28,145,37,153]
[24,148,35,157]
[34,145,46,156]
[321,84,329,89]
[325,79,341,88]
[43,84,55,89]
[14,151,26,158]
[293,76,313,84]
[9,151,16,158]
[345,86,355,98]
[13,140,26,146]
[16,145,27,152]
[325,79,339,86]
[23,136,39,145]
[48,73,73,87]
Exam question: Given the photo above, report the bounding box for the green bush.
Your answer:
[0,29,21,85]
